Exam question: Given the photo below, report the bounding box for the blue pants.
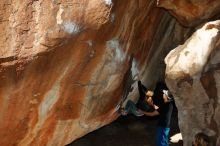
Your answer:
[156,127,170,146]
[125,100,141,116]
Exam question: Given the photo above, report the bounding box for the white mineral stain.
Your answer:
[56,5,64,25]
[131,58,139,79]
[87,40,93,47]
[110,13,115,23]
[106,39,125,62]
[103,0,112,6]
[63,21,81,34]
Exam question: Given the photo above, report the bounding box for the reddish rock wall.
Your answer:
[157,0,220,26]
[0,0,190,146]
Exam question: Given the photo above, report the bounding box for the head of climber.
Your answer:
[145,90,154,106]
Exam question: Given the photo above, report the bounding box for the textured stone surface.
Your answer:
[0,0,191,146]
[165,20,220,146]
[157,0,220,26]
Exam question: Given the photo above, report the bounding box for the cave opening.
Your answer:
[67,81,183,146]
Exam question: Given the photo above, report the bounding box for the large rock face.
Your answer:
[157,0,220,26]
[0,0,191,146]
[165,21,220,145]
[4,0,220,146]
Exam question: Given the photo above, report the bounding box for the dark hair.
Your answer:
[194,132,211,146]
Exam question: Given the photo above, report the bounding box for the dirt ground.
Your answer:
[67,108,183,146]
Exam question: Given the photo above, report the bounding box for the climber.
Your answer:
[141,89,174,146]
[119,80,156,116]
